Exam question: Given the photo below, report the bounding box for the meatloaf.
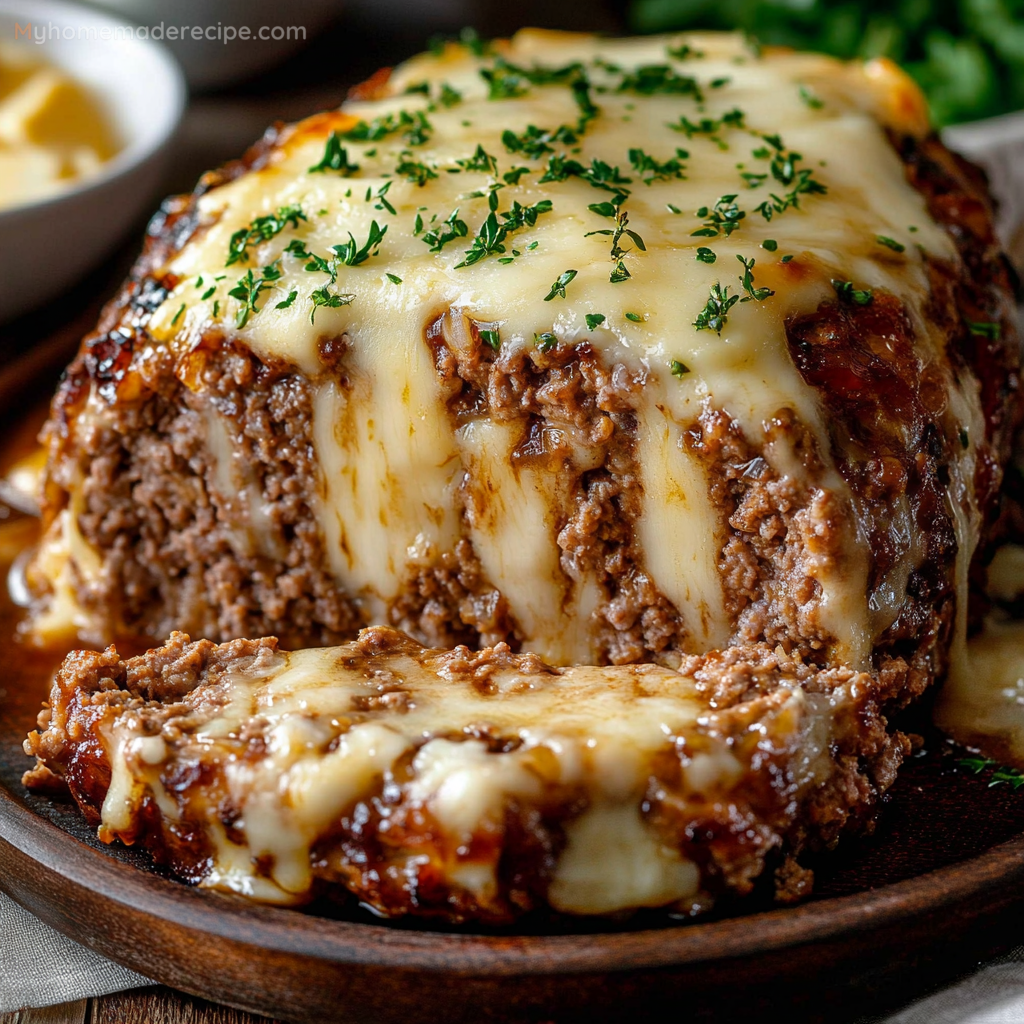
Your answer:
[24,627,903,919]
[20,28,1021,919]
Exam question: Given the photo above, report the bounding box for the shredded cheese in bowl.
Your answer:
[0,41,119,211]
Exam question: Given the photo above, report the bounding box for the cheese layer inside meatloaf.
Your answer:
[26,30,1019,676]
[24,628,905,917]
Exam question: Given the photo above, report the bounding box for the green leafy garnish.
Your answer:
[535,331,558,352]
[309,132,360,175]
[693,282,740,333]
[544,269,578,301]
[422,208,470,252]
[628,147,688,184]
[456,144,499,175]
[624,311,645,322]
[832,279,874,305]
[696,246,717,264]
[386,273,403,284]
[170,303,185,326]
[670,358,690,378]
[228,260,283,328]
[478,327,501,350]
[798,84,824,109]
[309,285,355,324]
[762,239,778,252]
[340,109,432,147]
[226,205,307,266]
[610,261,631,283]
[275,290,297,309]
[585,313,606,330]
[396,153,438,187]
[736,255,775,302]
[692,194,745,238]
[332,221,388,266]
[966,319,1002,338]
[617,64,703,100]
[876,235,906,253]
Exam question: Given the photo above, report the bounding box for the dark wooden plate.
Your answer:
[3,343,1024,1024]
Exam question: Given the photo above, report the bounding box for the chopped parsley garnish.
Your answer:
[544,269,578,301]
[610,261,631,283]
[669,109,745,146]
[624,311,644,322]
[368,181,396,215]
[958,756,1024,790]
[667,42,703,60]
[585,313,606,330]
[404,81,430,96]
[589,199,623,217]
[832,279,874,305]
[741,171,768,188]
[966,319,1002,339]
[386,273,403,284]
[502,123,580,160]
[586,208,646,266]
[170,303,185,326]
[696,246,717,263]
[710,76,732,88]
[736,256,775,302]
[876,235,906,253]
[692,194,745,238]
[628,147,688,184]
[503,166,531,185]
[535,331,557,352]
[333,220,388,266]
[670,359,690,378]
[309,285,355,324]
[212,300,220,317]
[226,204,307,266]
[275,290,297,309]
[667,203,682,214]
[762,239,778,251]
[693,282,740,333]
[439,82,462,107]
[750,134,828,220]
[201,286,216,300]
[454,199,553,268]
[617,64,703,101]
[396,153,438,187]
[478,327,501,350]
[423,209,470,252]
[798,85,824,109]
[340,109,432,147]
[781,254,795,263]
[480,57,584,100]
[228,260,283,328]
[309,131,360,175]
[456,144,499,175]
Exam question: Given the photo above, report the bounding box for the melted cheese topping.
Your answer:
[98,639,836,912]
[114,31,978,664]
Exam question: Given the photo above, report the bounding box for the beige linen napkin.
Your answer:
[0,891,149,1013]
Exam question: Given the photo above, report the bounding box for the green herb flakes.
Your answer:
[585,313,606,330]
[831,279,874,306]
[309,132,360,175]
[544,269,578,301]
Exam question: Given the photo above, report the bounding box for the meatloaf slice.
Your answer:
[25,628,905,921]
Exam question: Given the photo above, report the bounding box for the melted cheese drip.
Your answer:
[936,618,1024,763]
[101,641,834,912]
[133,30,967,664]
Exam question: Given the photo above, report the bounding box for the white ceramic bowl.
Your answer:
[0,0,186,325]
[85,0,343,91]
